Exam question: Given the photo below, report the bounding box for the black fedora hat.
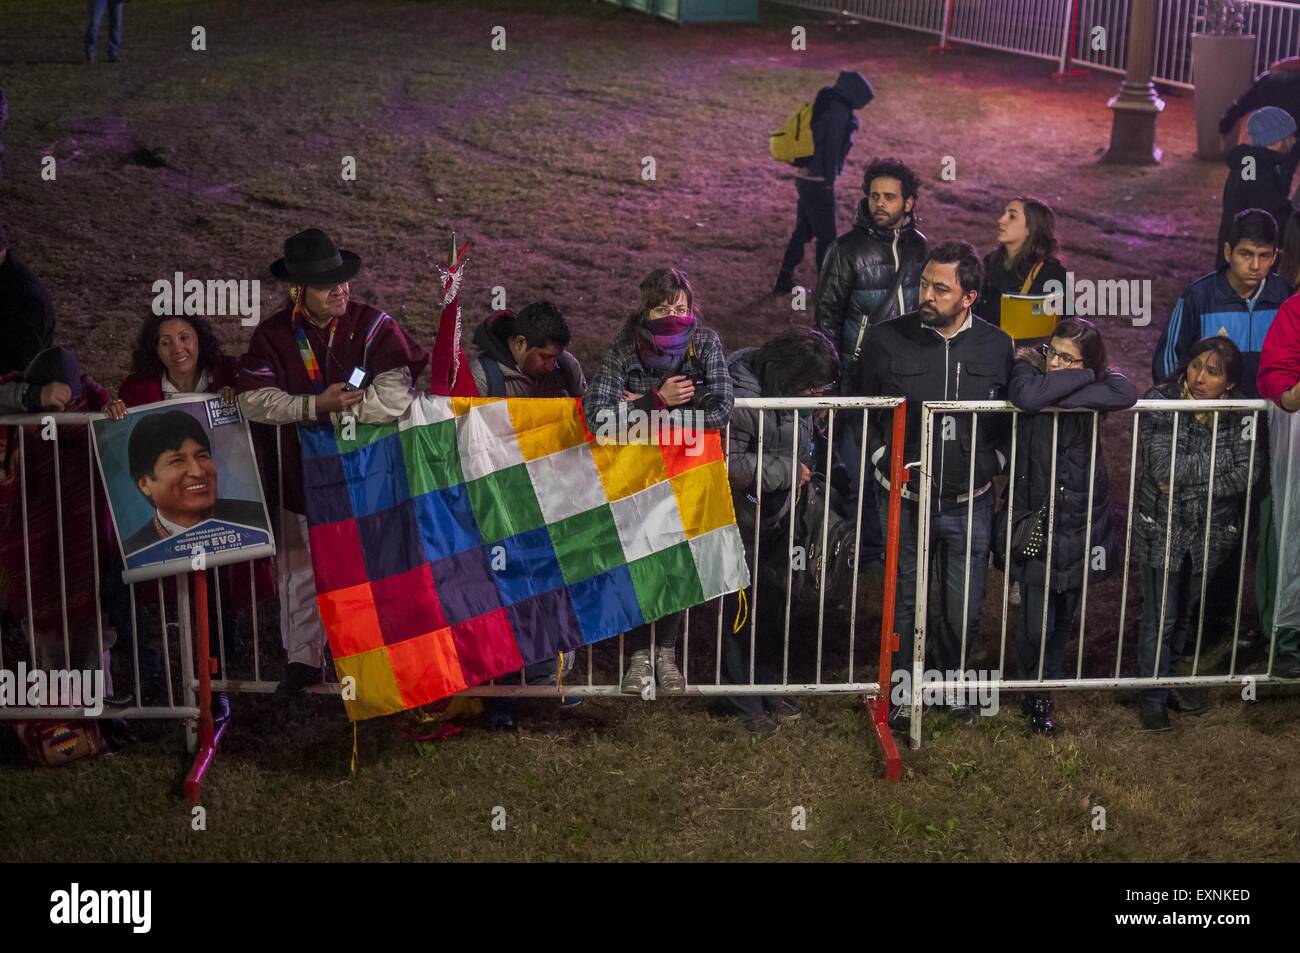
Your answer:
[269,228,362,285]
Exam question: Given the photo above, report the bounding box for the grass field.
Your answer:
[1,0,1298,862]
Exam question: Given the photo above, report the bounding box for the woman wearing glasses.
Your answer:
[1002,318,1137,734]
[1133,336,1258,731]
[583,267,734,697]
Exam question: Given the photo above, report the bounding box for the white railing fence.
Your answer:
[906,397,1294,750]
[775,0,1300,90]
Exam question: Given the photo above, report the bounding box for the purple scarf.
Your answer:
[636,313,697,373]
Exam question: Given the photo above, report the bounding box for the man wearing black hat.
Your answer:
[238,228,428,696]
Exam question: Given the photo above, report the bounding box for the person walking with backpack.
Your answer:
[772,70,874,295]
[469,301,586,729]
[1002,319,1137,735]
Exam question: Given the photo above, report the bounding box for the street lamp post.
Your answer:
[1101,0,1165,164]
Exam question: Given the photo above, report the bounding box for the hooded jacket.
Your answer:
[858,309,1015,503]
[803,70,873,184]
[469,311,584,398]
[1216,142,1298,267]
[814,202,927,387]
[1219,66,1300,138]
[1000,350,1137,590]
[725,347,816,542]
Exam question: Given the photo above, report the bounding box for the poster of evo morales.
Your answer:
[91,393,274,583]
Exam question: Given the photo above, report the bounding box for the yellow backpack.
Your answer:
[770,102,815,165]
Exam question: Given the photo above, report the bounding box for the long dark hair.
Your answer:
[1174,336,1244,398]
[752,328,840,397]
[129,312,225,379]
[1005,196,1059,279]
[626,267,699,335]
[1049,317,1108,376]
[1280,213,1300,293]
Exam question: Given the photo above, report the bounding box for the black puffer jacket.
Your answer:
[1000,351,1138,590]
[814,202,927,389]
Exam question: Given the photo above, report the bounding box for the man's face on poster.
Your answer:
[136,438,218,527]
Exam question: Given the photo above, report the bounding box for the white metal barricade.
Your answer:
[905,397,1293,750]
[774,0,1300,90]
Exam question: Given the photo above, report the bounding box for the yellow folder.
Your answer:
[999,293,1061,341]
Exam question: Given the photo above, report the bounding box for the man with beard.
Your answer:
[814,158,927,560]
[773,70,874,294]
[857,241,1013,728]
[238,228,427,696]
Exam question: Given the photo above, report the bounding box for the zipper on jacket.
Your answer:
[891,231,903,314]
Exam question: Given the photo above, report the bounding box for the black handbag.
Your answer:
[1009,500,1048,560]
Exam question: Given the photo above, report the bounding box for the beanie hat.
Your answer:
[1248,106,1297,147]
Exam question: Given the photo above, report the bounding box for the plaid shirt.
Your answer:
[582,325,733,435]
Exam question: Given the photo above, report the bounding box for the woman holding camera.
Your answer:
[1003,318,1136,735]
[722,328,839,734]
[583,267,733,696]
[1134,337,1258,731]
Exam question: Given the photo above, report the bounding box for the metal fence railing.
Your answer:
[0,398,913,784]
[904,398,1296,750]
[775,0,1300,90]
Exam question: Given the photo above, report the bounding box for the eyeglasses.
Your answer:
[1040,343,1083,368]
[649,304,690,317]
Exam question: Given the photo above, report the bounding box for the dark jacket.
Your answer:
[1219,66,1300,138]
[725,347,816,541]
[975,250,1069,329]
[858,310,1015,503]
[815,202,927,388]
[1133,382,1260,575]
[1150,268,1292,397]
[0,252,56,377]
[468,311,584,398]
[1000,351,1137,590]
[804,70,874,184]
[122,498,269,556]
[1216,142,1298,268]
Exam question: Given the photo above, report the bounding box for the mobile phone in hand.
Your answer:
[343,367,367,392]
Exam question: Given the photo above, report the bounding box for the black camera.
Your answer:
[679,357,724,416]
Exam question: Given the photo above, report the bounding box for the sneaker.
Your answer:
[482,703,517,732]
[766,697,802,722]
[276,662,321,697]
[1008,581,1022,607]
[1275,655,1300,680]
[621,649,653,696]
[1166,688,1206,716]
[1139,703,1172,732]
[654,646,685,695]
[947,704,975,726]
[558,695,584,709]
[1029,696,1057,735]
[887,704,911,732]
[741,711,779,736]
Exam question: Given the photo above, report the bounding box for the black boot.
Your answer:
[1030,695,1058,735]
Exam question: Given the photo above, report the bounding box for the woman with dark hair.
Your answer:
[102,312,271,718]
[976,197,1068,330]
[108,312,237,411]
[1134,337,1259,731]
[1002,318,1137,734]
[722,327,839,733]
[583,267,733,696]
[1279,212,1300,293]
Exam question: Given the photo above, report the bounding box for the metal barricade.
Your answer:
[905,397,1288,750]
[774,0,1300,91]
